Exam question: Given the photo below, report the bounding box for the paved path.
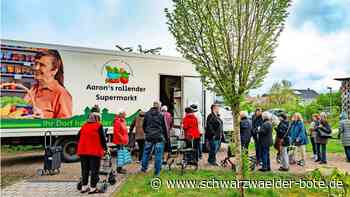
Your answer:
[2,145,350,197]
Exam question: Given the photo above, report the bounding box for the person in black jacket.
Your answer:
[252,108,264,165]
[240,111,252,152]
[140,101,168,176]
[275,113,290,171]
[205,104,223,165]
[258,111,273,172]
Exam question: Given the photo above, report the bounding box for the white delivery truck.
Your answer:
[0,39,233,161]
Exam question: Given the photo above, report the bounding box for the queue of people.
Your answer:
[241,109,350,172]
[76,102,349,192]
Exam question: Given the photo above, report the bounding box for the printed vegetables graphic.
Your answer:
[105,63,131,84]
[0,96,32,118]
[0,83,40,119]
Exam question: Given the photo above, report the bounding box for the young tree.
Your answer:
[268,80,296,106]
[166,0,290,194]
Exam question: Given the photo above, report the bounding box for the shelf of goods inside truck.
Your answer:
[0,60,33,66]
[1,45,41,53]
[0,73,34,78]
[0,88,26,93]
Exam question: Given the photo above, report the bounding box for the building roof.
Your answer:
[292,88,319,100]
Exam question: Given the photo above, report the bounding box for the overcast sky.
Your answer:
[2,0,349,95]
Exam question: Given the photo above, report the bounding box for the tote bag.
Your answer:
[117,147,132,167]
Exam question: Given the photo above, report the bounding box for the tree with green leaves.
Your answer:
[166,0,291,195]
[268,80,296,106]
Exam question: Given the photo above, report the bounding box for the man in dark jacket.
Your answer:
[205,104,223,165]
[240,111,252,152]
[252,108,263,164]
[141,101,168,176]
[258,111,273,172]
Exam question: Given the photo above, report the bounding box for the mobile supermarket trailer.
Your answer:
[0,39,233,162]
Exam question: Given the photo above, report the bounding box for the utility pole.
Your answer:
[327,86,332,114]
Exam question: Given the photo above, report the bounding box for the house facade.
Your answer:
[292,88,319,104]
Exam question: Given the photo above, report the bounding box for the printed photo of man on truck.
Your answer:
[24,50,72,118]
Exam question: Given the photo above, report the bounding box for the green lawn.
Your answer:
[1,145,43,156]
[306,138,344,154]
[116,169,335,197]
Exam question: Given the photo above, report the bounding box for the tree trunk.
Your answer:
[231,102,244,197]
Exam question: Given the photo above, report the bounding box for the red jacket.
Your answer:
[77,122,105,157]
[113,116,128,145]
[183,113,200,140]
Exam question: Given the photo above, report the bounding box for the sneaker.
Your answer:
[88,188,101,194]
[297,160,305,166]
[258,168,268,172]
[80,186,90,193]
[319,161,327,164]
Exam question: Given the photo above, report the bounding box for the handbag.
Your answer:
[318,126,332,138]
[117,147,132,167]
[281,124,291,147]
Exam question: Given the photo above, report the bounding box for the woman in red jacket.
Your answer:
[113,109,129,174]
[77,105,107,194]
[182,107,201,161]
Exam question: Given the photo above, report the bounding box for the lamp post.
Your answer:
[327,86,332,114]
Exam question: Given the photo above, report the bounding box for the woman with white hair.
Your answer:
[258,111,273,171]
[113,109,129,174]
[290,113,308,166]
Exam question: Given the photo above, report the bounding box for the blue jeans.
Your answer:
[141,141,164,176]
[261,145,271,170]
[344,146,350,161]
[316,143,327,162]
[253,136,261,162]
[208,139,221,164]
[198,135,204,159]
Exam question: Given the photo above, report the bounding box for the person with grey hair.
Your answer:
[76,105,107,194]
[161,105,173,162]
[339,112,350,162]
[258,111,273,171]
[205,104,223,166]
[240,111,252,152]
[141,101,168,176]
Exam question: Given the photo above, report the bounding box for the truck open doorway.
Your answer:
[159,75,182,127]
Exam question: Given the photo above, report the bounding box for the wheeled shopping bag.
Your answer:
[37,131,62,176]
